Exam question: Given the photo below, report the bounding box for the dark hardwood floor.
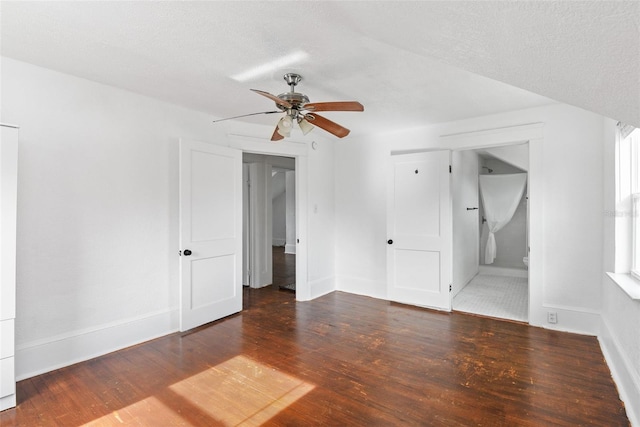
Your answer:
[271,246,295,288]
[1,286,629,426]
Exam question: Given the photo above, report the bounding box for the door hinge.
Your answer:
[449,284,452,292]
[449,165,452,173]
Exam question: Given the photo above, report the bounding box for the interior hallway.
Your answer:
[1,286,628,426]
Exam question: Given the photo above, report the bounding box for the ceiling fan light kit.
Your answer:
[276,115,293,137]
[297,117,314,135]
[214,73,364,141]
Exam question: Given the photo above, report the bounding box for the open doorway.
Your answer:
[178,137,309,332]
[242,153,296,293]
[451,143,529,322]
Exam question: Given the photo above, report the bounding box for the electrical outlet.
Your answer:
[547,312,558,324]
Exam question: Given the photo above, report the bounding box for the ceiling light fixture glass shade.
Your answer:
[277,115,293,137]
[298,117,314,135]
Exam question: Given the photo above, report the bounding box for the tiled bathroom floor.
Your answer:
[453,274,528,322]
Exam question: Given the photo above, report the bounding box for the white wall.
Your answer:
[306,142,335,296]
[1,57,335,379]
[452,150,479,295]
[272,173,286,246]
[247,161,273,288]
[335,103,604,333]
[334,137,388,298]
[483,144,529,171]
[284,170,296,255]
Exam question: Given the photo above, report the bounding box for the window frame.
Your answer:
[631,193,640,280]
[618,126,640,277]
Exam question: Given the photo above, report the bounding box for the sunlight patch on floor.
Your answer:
[82,395,186,426]
[169,355,315,425]
[82,355,314,426]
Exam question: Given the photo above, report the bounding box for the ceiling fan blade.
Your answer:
[250,89,293,109]
[271,126,284,142]
[212,110,280,123]
[304,113,350,138]
[303,101,364,112]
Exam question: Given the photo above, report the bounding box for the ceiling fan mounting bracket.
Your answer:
[283,73,303,90]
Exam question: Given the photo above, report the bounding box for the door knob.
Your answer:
[183,249,192,256]
[387,239,393,245]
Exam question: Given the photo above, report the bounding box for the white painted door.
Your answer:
[179,139,242,332]
[0,125,18,411]
[387,151,452,310]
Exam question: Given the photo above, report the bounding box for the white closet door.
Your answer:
[179,139,242,332]
[1,124,18,411]
[387,151,452,310]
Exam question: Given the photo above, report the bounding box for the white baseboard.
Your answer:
[599,317,640,426]
[272,238,286,247]
[16,308,178,381]
[335,275,387,301]
[530,304,601,336]
[309,276,335,300]
[479,265,528,278]
[284,244,296,254]
[453,270,479,297]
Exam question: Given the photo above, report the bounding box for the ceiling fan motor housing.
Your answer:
[276,92,310,112]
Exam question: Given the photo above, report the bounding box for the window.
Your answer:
[632,193,640,279]
[616,125,640,275]
[630,127,640,278]
[610,124,640,299]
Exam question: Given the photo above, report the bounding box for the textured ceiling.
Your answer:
[1,1,638,137]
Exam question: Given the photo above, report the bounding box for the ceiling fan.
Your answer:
[213,73,364,141]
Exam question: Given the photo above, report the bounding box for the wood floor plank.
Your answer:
[0,284,630,426]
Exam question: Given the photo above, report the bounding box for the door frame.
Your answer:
[432,123,544,325]
[228,134,311,301]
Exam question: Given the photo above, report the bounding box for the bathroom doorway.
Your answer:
[451,143,529,322]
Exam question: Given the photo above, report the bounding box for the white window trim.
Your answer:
[610,125,640,300]
[607,272,640,300]
[631,193,640,281]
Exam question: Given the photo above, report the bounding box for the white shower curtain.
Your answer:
[479,173,527,264]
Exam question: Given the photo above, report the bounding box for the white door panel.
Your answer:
[180,140,242,332]
[0,357,15,398]
[394,250,440,292]
[0,319,14,359]
[387,151,452,310]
